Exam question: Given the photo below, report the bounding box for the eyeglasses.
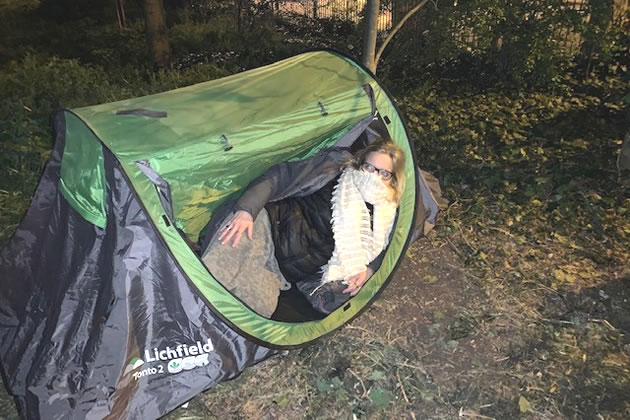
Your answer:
[361,162,393,181]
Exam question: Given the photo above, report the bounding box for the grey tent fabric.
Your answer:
[0,113,276,419]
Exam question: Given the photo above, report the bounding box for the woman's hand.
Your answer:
[343,267,374,296]
[218,210,254,248]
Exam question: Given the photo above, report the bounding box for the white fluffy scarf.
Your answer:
[319,167,397,287]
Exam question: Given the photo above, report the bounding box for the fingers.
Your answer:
[343,268,376,295]
[218,217,236,242]
[232,229,244,248]
[219,212,247,241]
[347,274,361,286]
[343,284,360,296]
[343,273,365,294]
[219,224,237,244]
[219,214,254,247]
[232,219,254,247]
[221,223,239,245]
[347,272,369,295]
[220,220,240,245]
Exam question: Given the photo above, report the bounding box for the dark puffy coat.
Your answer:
[265,177,338,283]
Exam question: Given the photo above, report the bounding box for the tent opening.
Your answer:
[183,114,396,323]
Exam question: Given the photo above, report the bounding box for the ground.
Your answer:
[155,234,628,419]
[0,208,628,419]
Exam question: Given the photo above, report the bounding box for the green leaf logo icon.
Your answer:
[167,359,183,374]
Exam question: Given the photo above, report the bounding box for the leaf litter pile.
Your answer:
[1,72,629,419]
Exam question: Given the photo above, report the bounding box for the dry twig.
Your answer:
[590,318,617,331]
[446,262,483,280]
[347,368,368,398]
[396,369,410,403]
[458,407,496,419]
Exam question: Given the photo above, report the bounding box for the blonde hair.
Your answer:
[351,138,406,204]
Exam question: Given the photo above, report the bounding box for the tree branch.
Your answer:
[374,0,431,69]
[362,0,381,72]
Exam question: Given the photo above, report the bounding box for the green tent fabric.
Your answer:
[60,50,418,347]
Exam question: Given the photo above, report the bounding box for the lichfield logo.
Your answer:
[167,359,182,374]
[123,357,145,375]
[128,339,214,380]
[167,354,209,374]
[144,338,214,363]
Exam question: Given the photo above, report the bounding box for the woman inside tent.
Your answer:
[200,138,405,317]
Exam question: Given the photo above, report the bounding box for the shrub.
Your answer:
[382,0,584,88]
[146,62,230,93]
[0,53,230,196]
[0,54,119,193]
[169,20,223,57]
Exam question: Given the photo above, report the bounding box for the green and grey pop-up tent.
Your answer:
[0,50,441,419]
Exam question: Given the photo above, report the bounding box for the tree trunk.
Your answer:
[115,0,127,30]
[362,0,380,73]
[143,0,171,69]
[362,0,429,73]
[583,0,615,78]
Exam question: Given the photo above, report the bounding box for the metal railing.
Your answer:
[272,0,628,55]
[275,0,392,31]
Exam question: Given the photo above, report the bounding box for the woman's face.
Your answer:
[363,151,394,184]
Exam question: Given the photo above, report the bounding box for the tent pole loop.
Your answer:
[318,101,328,116]
[220,134,233,151]
[135,159,176,224]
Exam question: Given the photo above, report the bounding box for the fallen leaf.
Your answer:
[369,388,391,409]
[369,370,386,381]
[274,394,290,408]
[553,270,566,281]
[423,274,438,283]
[519,395,533,413]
